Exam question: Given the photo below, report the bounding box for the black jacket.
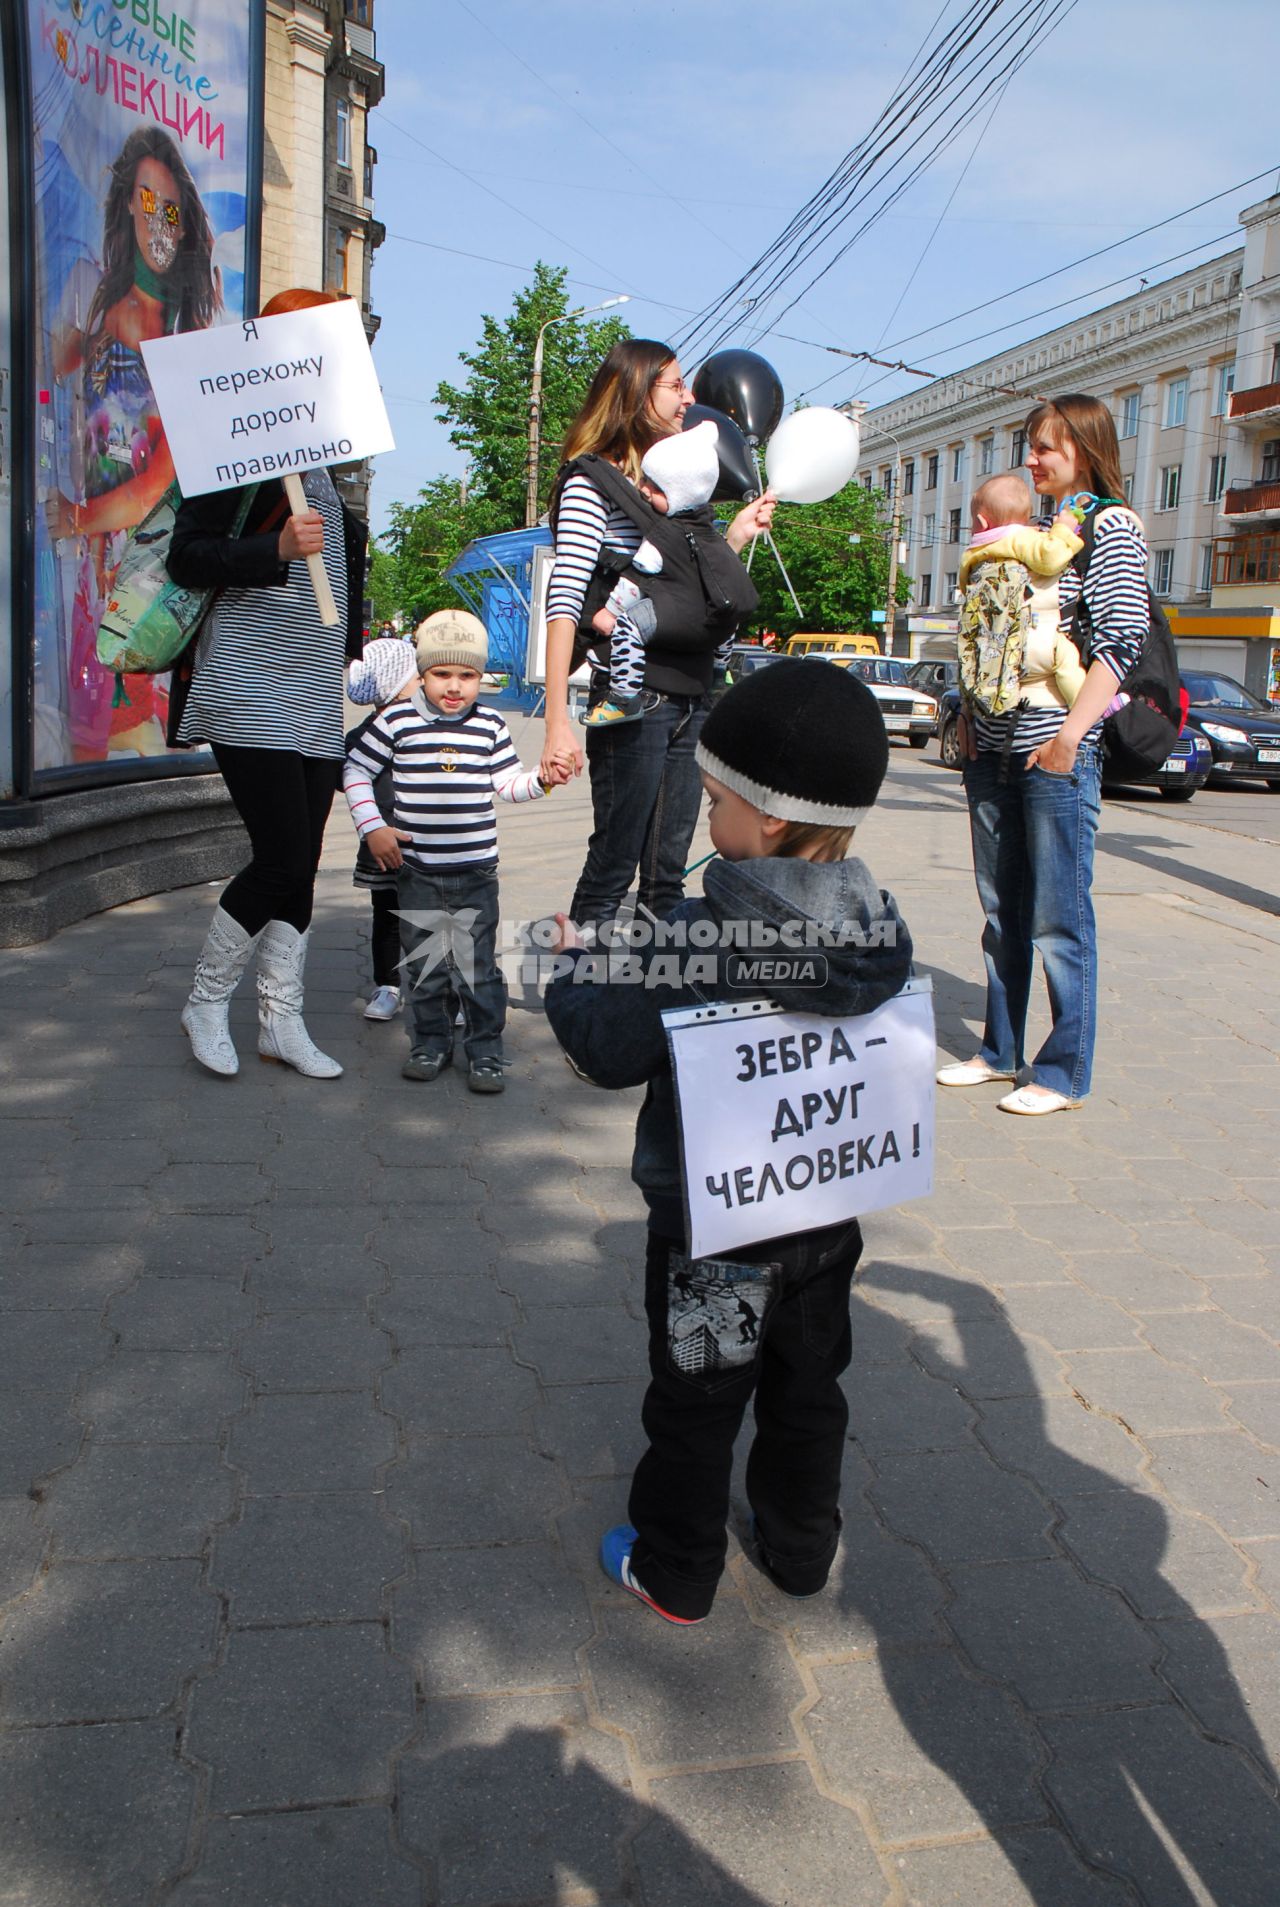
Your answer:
[165,479,367,747]
[545,854,913,1239]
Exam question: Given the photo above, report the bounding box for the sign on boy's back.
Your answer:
[664,981,936,1259]
[140,299,394,501]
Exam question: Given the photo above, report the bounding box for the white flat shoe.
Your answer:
[363,985,402,1021]
[936,1058,1016,1088]
[998,1086,1080,1116]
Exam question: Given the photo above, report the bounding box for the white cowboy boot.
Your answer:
[255,921,343,1078]
[181,906,263,1077]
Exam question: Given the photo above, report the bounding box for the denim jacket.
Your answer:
[545,854,913,1239]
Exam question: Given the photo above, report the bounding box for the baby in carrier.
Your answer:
[958,472,1087,714]
[585,419,727,727]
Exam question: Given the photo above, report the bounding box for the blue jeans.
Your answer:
[570,682,709,928]
[962,746,1102,1100]
[396,862,505,1062]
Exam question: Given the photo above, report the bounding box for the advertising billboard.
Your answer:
[25,0,261,779]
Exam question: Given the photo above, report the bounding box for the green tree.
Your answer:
[369,476,506,629]
[434,261,633,525]
[731,482,913,640]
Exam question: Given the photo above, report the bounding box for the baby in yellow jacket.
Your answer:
[959,474,1086,708]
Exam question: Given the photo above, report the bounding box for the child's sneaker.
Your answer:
[363,985,401,1021]
[583,695,644,728]
[599,1525,703,1625]
[401,1048,451,1082]
[467,1057,506,1094]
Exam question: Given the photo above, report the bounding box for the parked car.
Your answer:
[838,656,938,747]
[906,658,960,703]
[936,686,1213,799]
[1180,670,1280,790]
[1102,728,1212,801]
[784,632,880,660]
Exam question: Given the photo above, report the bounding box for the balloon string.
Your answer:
[750,445,803,618]
[683,850,716,878]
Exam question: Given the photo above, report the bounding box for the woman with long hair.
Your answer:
[940,393,1149,1114]
[48,127,222,758]
[540,339,775,928]
[167,289,368,1082]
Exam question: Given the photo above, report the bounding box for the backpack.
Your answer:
[552,454,759,672]
[96,482,257,678]
[957,558,1032,716]
[1066,506,1183,778]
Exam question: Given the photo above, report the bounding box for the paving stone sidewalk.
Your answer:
[2,743,1279,1906]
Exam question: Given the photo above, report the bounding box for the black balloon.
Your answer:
[683,402,759,502]
[691,349,784,444]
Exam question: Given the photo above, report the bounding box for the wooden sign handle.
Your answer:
[282,473,340,627]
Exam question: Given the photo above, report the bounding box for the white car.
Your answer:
[800,653,938,748]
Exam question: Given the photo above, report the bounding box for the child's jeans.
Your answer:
[627,1219,862,1620]
[396,860,506,1061]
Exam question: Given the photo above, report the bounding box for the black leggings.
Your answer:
[212,743,341,935]
[370,886,401,987]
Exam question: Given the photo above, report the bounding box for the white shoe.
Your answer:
[256,922,343,1079]
[936,1058,1016,1088]
[998,1086,1080,1116]
[182,906,263,1077]
[363,985,401,1021]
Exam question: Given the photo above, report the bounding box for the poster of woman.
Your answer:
[27,0,257,774]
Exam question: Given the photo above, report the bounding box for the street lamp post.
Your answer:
[860,421,905,655]
[525,296,630,528]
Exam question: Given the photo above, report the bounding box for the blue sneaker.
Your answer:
[599,1525,703,1625]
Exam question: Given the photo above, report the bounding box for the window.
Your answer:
[335,97,352,169]
[1119,391,1140,439]
[903,460,915,496]
[945,571,958,600]
[926,453,939,489]
[1153,548,1174,596]
[363,145,376,202]
[922,512,936,547]
[920,572,932,603]
[1158,465,1181,511]
[947,507,962,542]
[861,471,872,490]
[1164,377,1188,428]
[1212,362,1236,416]
[1010,427,1026,468]
[1272,342,1280,385]
[1262,439,1280,483]
[1199,545,1215,592]
[331,227,348,293]
[1208,454,1227,502]
[951,446,963,482]
[978,437,994,475]
[1124,472,1134,501]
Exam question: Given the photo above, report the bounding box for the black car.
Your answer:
[1180,670,1280,790]
[716,646,782,698]
[935,688,1212,798]
[906,658,960,703]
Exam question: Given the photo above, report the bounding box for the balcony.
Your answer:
[1213,533,1280,588]
[1221,482,1280,522]
[1227,381,1280,429]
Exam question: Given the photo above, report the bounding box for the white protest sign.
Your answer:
[140,299,394,500]
[663,981,935,1260]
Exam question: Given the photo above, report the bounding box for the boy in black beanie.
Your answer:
[545,658,913,1624]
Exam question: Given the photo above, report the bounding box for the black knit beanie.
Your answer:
[696,657,889,826]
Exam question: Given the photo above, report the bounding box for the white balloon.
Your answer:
[765,406,862,504]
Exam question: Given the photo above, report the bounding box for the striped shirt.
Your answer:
[178,470,349,758]
[974,507,1150,756]
[546,471,643,625]
[343,695,545,871]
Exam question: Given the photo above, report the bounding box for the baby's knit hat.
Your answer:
[347,638,419,707]
[696,657,889,827]
[414,607,489,674]
[641,418,720,517]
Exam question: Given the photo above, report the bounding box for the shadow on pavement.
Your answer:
[1097,833,1279,918]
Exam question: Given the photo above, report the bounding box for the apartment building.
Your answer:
[861,193,1280,686]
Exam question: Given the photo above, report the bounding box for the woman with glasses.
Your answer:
[541,339,775,930]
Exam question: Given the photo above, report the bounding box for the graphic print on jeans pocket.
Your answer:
[667,1250,779,1383]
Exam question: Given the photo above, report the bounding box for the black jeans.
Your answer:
[212,744,340,935]
[628,1220,862,1621]
[397,861,505,1061]
[570,681,709,929]
[370,886,401,988]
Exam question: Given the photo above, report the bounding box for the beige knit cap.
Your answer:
[414,608,489,674]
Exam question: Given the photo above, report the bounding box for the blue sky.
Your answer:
[365,0,1280,537]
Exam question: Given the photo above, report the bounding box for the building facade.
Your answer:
[262,0,384,509]
[861,193,1280,687]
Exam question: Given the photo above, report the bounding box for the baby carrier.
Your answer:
[957,559,1032,718]
[552,454,758,674]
